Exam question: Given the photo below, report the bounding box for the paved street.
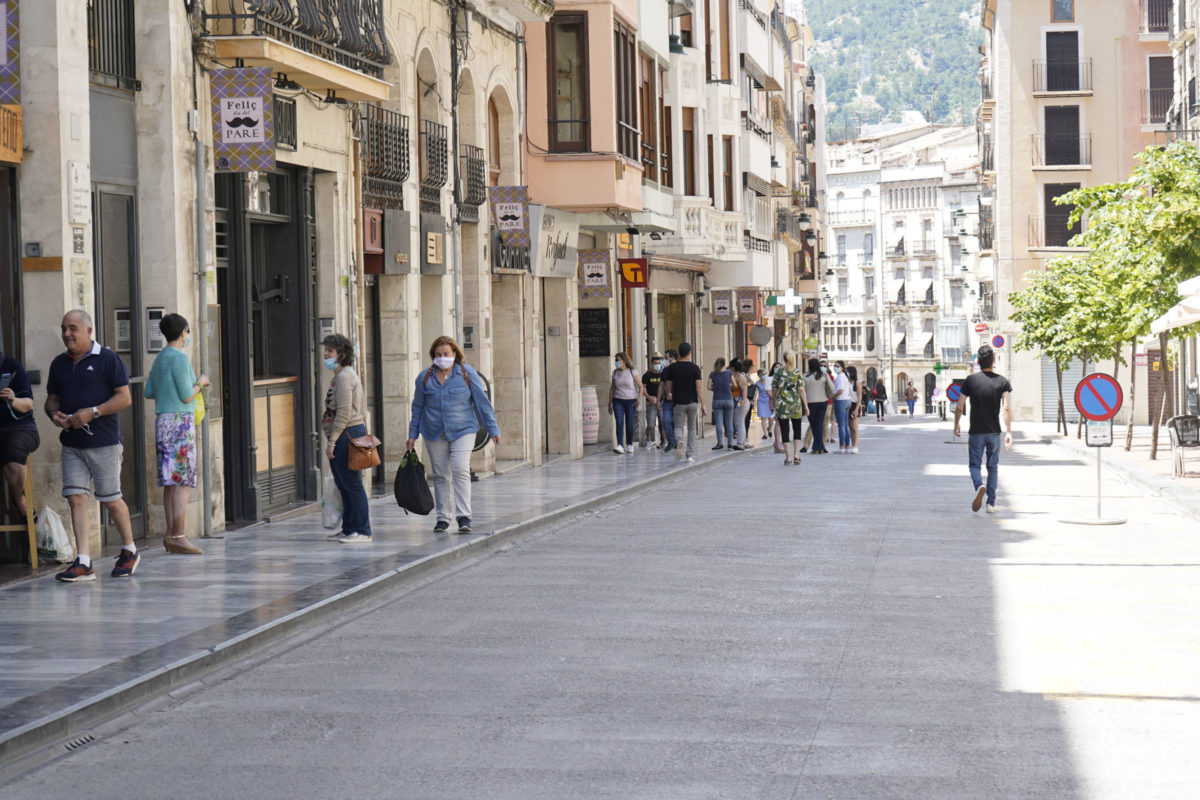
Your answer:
[4,418,1200,799]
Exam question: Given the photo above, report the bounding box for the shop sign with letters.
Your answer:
[210,67,275,172]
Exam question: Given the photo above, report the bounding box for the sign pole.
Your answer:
[1060,373,1126,526]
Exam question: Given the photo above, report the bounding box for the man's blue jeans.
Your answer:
[968,433,1002,506]
[661,401,676,446]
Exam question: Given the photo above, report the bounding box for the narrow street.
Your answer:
[5,419,1199,799]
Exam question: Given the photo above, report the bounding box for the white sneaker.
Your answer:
[986,504,997,514]
[626,444,636,454]
[851,447,858,454]
[613,445,624,454]
[686,456,695,462]
[338,532,373,544]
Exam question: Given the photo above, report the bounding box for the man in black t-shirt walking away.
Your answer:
[662,341,706,463]
[953,345,1013,513]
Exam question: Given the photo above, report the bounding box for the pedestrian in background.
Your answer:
[846,365,863,454]
[46,310,138,582]
[741,359,757,446]
[660,349,678,453]
[832,359,853,453]
[0,349,39,525]
[408,335,500,533]
[953,345,1013,513]
[607,351,641,454]
[803,358,835,455]
[769,353,809,465]
[144,313,209,554]
[321,333,372,544]
[662,342,705,462]
[755,365,774,441]
[707,357,734,450]
[905,381,919,418]
[730,358,749,450]
[640,353,664,450]
[874,378,888,421]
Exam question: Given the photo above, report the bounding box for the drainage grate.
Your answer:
[64,734,95,752]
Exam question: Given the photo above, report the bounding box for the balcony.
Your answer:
[828,209,872,226]
[887,243,906,259]
[491,0,555,23]
[776,207,804,248]
[654,196,748,262]
[1032,58,1093,95]
[742,111,772,144]
[913,240,937,259]
[1142,0,1170,33]
[978,220,994,252]
[1155,128,1200,146]
[1033,134,1092,168]
[457,145,486,223]
[419,119,448,215]
[1028,214,1084,249]
[981,141,994,173]
[203,0,391,101]
[1142,88,1172,125]
[360,105,409,209]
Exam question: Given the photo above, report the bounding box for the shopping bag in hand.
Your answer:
[394,450,434,515]
[321,475,343,529]
[36,506,75,563]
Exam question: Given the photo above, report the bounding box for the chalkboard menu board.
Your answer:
[578,308,610,357]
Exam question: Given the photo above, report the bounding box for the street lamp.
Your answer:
[798,212,812,231]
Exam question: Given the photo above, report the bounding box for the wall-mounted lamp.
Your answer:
[798,212,811,231]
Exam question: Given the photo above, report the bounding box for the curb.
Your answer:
[0,446,746,768]
[1040,434,1200,521]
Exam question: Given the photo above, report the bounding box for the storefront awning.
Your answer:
[647,255,710,274]
[889,280,906,303]
[1150,294,1200,334]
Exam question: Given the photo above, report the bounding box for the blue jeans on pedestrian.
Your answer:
[968,433,1002,506]
[330,423,372,536]
[661,401,676,446]
[612,398,636,446]
[807,402,828,452]
[907,399,917,416]
[834,399,852,448]
[712,399,734,445]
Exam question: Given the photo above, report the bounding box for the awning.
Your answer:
[574,210,676,233]
[921,333,935,354]
[1178,276,1200,296]
[918,279,934,300]
[647,255,710,274]
[1150,294,1200,334]
[743,171,771,197]
[741,53,783,92]
[889,280,906,303]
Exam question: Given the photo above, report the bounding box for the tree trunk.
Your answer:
[1150,332,1170,460]
[1075,355,1088,439]
[1056,362,1066,436]
[1125,338,1137,451]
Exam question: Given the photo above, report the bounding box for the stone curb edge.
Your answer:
[0,447,745,768]
[1039,434,1200,521]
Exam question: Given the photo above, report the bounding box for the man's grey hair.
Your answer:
[63,309,93,328]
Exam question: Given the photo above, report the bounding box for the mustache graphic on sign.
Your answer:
[225,117,259,128]
[499,214,520,222]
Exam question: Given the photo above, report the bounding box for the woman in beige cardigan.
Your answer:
[321,333,372,543]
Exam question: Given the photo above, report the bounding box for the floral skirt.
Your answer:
[156,412,197,487]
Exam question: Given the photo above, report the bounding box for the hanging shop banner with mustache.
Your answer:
[487,186,530,247]
[736,288,759,322]
[709,289,736,324]
[577,249,612,299]
[210,67,275,173]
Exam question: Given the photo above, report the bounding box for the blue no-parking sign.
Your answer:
[946,384,963,403]
[991,334,1006,349]
[1074,373,1123,422]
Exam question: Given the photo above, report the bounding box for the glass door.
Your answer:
[92,187,147,546]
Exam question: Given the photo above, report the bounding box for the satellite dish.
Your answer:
[749,325,772,347]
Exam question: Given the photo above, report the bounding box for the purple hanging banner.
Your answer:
[210,67,276,173]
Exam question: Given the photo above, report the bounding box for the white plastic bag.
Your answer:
[321,475,343,530]
[36,506,75,564]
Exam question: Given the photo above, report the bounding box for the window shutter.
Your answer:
[1149,56,1173,90]
[719,0,730,81]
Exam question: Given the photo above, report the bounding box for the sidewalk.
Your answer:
[0,434,745,767]
[1034,422,1200,520]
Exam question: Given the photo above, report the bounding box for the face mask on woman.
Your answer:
[433,356,455,370]
[833,366,841,375]
[323,357,338,370]
[614,360,623,370]
[654,362,663,372]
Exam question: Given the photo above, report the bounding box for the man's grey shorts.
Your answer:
[62,444,124,502]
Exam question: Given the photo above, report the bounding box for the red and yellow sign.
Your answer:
[619,258,648,288]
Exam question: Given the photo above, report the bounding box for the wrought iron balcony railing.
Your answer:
[1033,134,1092,167]
[458,144,486,224]
[1141,0,1170,33]
[89,0,138,90]
[1033,58,1093,93]
[1142,88,1172,125]
[1029,213,1084,248]
[419,119,448,215]
[203,0,391,80]
[361,105,409,209]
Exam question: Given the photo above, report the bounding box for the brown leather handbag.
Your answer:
[348,434,382,471]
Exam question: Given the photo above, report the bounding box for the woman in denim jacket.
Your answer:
[406,336,500,534]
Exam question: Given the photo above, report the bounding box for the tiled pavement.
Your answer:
[0,433,748,764]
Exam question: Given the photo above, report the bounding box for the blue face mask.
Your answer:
[184,337,191,348]
[323,357,338,370]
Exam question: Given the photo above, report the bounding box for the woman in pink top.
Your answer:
[607,352,643,454]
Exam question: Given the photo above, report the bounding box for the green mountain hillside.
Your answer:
[805,0,983,140]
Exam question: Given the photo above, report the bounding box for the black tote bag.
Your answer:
[394,451,435,515]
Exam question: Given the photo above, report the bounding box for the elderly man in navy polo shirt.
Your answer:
[44,310,138,582]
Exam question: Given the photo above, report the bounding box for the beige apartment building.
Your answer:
[980,0,1170,423]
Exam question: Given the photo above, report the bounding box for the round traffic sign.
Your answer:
[974,323,988,333]
[991,334,1006,349]
[946,384,963,403]
[932,387,942,399]
[1074,373,1123,422]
